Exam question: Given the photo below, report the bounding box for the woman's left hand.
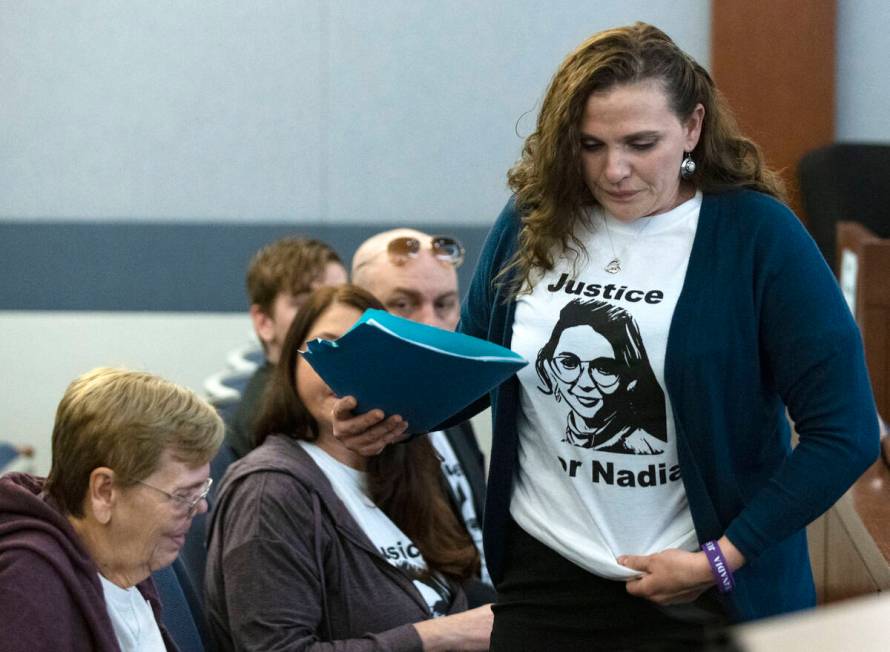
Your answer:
[618,536,745,605]
[331,395,409,456]
[617,549,713,605]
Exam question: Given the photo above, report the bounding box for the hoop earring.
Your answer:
[680,152,696,179]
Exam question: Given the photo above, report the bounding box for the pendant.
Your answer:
[604,258,621,274]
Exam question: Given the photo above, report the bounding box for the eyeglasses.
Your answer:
[550,355,621,392]
[136,477,213,517]
[386,236,465,268]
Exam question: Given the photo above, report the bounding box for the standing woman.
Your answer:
[333,23,880,650]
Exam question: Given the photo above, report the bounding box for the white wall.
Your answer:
[0,310,493,477]
[836,0,890,142]
[4,1,889,478]
[1,1,710,225]
[1,2,710,473]
[0,312,252,475]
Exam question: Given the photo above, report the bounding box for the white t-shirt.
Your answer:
[98,574,167,652]
[299,441,453,617]
[510,192,702,580]
[428,430,491,586]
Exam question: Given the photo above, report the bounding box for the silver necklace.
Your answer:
[600,213,653,274]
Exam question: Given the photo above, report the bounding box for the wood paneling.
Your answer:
[806,515,827,603]
[808,477,890,605]
[849,460,890,569]
[824,509,880,601]
[838,221,890,421]
[711,1,836,219]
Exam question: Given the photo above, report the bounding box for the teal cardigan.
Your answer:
[449,190,879,622]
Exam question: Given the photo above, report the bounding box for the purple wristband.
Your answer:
[701,540,735,593]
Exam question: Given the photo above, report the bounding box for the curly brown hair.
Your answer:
[501,22,785,297]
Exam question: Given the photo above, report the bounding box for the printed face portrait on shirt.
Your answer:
[548,326,619,421]
[536,298,667,454]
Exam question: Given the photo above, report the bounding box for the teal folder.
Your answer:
[303,309,527,433]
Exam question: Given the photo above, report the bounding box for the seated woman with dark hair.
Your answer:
[0,367,223,651]
[205,284,493,651]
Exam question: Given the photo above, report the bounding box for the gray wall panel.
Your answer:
[0,222,490,312]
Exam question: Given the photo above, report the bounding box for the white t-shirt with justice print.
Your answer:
[510,192,702,580]
[428,430,491,586]
[299,441,453,617]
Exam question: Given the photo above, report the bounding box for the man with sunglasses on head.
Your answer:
[352,228,495,606]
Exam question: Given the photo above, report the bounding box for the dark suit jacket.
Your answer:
[441,421,486,527]
[223,362,272,459]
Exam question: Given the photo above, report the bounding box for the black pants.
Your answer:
[490,520,735,651]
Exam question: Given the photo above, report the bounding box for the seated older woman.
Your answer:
[0,367,223,651]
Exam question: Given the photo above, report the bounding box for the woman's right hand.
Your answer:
[331,395,409,456]
[412,604,494,651]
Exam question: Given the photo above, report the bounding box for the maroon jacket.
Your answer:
[0,473,176,651]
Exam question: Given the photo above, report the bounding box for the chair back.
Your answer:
[179,443,239,611]
[153,558,207,652]
[0,443,19,471]
[203,369,252,404]
[798,143,890,272]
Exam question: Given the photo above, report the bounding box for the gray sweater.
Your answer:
[205,434,468,651]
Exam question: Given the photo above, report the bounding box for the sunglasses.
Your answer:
[386,236,465,268]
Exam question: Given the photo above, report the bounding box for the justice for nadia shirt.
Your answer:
[299,441,454,617]
[510,192,702,580]
[428,430,491,586]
